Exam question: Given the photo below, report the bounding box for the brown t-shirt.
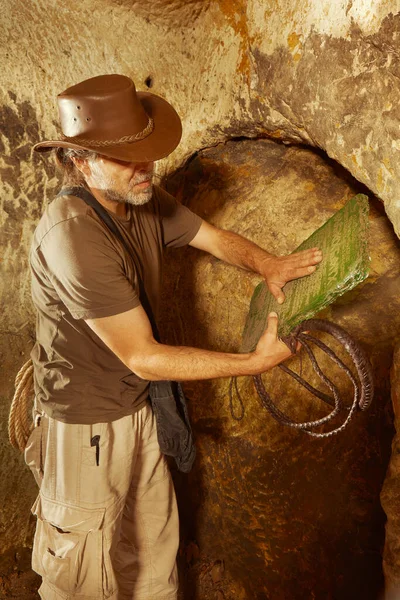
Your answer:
[30,185,202,424]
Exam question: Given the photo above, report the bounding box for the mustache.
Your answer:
[132,171,153,185]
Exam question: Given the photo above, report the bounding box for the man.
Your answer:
[28,74,322,600]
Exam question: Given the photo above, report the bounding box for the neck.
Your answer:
[86,186,127,218]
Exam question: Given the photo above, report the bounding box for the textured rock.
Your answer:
[381,345,400,599]
[0,97,59,569]
[1,0,400,591]
[251,13,400,238]
[161,139,399,599]
[1,0,400,227]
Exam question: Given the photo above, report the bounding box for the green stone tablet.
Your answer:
[240,194,370,352]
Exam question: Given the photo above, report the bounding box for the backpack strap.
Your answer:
[56,186,161,341]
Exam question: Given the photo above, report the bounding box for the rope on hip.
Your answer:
[229,319,374,438]
[8,359,34,452]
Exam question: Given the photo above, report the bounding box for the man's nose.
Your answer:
[134,161,154,173]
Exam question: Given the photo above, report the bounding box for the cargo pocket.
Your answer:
[31,495,116,599]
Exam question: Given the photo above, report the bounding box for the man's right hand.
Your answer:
[251,312,294,374]
[85,306,294,382]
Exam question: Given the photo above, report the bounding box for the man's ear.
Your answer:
[71,156,91,177]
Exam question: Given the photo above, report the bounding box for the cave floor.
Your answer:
[0,569,40,599]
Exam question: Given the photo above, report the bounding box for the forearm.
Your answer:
[129,341,278,381]
[210,228,274,275]
[191,222,322,305]
[86,306,292,382]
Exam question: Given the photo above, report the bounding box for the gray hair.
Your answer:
[53,147,98,186]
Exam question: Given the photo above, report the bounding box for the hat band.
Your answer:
[61,117,154,147]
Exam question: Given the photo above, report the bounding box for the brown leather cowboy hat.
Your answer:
[33,74,182,162]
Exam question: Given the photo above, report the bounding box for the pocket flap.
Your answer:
[32,495,105,533]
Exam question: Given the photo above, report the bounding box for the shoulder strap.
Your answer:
[56,186,160,341]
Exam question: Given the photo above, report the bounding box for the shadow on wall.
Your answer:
[160,137,399,600]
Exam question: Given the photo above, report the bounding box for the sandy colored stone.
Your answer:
[161,139,399,599]
[1,0,400,228]
[1,0,400,589]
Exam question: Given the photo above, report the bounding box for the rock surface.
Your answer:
[1,0,400,228]
[1,0,400,594]
[381,344,400,599]
[160,139,399,599]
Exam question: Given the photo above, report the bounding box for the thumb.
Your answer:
[266,311,279,338]
[268,283,285,305]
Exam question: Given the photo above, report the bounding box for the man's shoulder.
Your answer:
[149,185,178,216]
[152,184,174,202]
[32,193,96,250]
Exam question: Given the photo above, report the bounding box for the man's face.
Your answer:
[87,156,154,206]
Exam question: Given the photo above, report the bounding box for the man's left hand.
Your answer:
[261,247,323,304]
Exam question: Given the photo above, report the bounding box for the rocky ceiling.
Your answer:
[1,0,399,231]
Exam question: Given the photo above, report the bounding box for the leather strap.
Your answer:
[55,186,161,341]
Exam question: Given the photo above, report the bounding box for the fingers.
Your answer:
[268,283,286,305]
[287,265,318,279]
[268,262,316,301]
[280,249,322,281]
[290,247,323,266]
[265,247,322,306]
[283,248,323,267]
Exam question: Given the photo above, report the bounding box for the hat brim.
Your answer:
[33,92,182,163]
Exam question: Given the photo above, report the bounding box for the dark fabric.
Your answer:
[59,187,160,337]
[149,381,196,473]
[59,187,196,473]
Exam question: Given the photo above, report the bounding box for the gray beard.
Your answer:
[103,185,153,206]
[89,160,154,206]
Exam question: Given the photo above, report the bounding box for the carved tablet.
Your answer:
[241,194,370,352]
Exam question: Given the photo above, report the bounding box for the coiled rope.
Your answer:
[229,319,374,438]
[8,359,34,452]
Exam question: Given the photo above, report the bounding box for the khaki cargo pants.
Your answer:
[25,402,179,600]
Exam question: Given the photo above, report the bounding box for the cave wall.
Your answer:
[1,0,400,596]
[161,139,399,599]
[1,1,400,225]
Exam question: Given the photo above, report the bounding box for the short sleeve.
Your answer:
[36,215,140,320]
[154,186,202,248]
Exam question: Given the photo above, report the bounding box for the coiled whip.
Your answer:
[229,318,374,438]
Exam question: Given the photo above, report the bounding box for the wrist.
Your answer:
[258,253,277,278]
[246,350,273,375]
